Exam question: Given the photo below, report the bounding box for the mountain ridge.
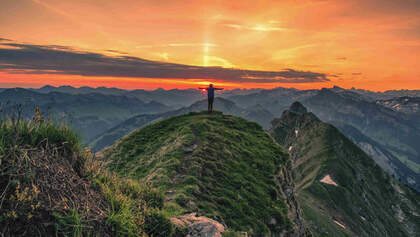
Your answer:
[101,111,309,235]
[270,102,420,236]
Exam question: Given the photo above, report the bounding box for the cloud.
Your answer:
[106,49,129,55]
[224,24,243,29]
[224,24,288,32]
[136,43,218,49]
[352,72,362,75]
[0,37,11,42]
[336,57,347,60]
[0,41,331,84]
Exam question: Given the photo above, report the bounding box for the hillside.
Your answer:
[270,102,420,236]
[376,97,420,115]
[0,116,173,236]
[101,111,307,236]
[376,97,420,129]
[228,87,317,117]
[90,98,274,151]
[302,88,420,191]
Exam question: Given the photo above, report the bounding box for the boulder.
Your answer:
[171,213,225,237]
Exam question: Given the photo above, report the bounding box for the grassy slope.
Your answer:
[0,116,171,236]
[270,109,420,237]
[103,111,292,235]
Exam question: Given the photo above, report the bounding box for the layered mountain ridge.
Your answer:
[2,101,419,236]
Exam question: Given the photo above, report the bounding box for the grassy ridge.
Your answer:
[103,111,292,235]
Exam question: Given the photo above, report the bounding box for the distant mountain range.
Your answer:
[376,96,420,118]
[0,88,170,141]
[89,98,274,151]
[31,85,263,108]
[2,85,420,192]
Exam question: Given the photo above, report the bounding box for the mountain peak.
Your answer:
[40,85,56,89]
[289,101,307,115]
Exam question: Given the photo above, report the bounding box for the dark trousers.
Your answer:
[208,97,214,113]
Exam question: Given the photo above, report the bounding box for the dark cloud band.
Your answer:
[0,41,331,83]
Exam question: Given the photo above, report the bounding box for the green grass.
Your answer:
[298,193,349,237]
[54,208,86,237]
[103,111,292,235]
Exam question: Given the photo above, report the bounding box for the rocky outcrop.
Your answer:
[277,161,311,237]
[171,213,225,237]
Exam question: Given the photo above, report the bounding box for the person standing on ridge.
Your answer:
[199,84,224,113]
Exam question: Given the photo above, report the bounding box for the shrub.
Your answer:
[144,210,174,237]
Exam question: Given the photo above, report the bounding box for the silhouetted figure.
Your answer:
[199,84,224,113]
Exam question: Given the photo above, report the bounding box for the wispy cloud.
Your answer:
[105,49,129,55]
[224,24,242,29]
[224,23,289,32]
[0,41,331,84]
[136,43,218,49]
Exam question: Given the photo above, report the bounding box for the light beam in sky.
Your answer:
[203,43,210,67]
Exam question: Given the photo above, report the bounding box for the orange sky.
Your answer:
[0,0,419,91]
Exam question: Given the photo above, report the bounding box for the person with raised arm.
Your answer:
[198,84,224,113]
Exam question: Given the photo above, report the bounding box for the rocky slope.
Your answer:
[270,102,420,236]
